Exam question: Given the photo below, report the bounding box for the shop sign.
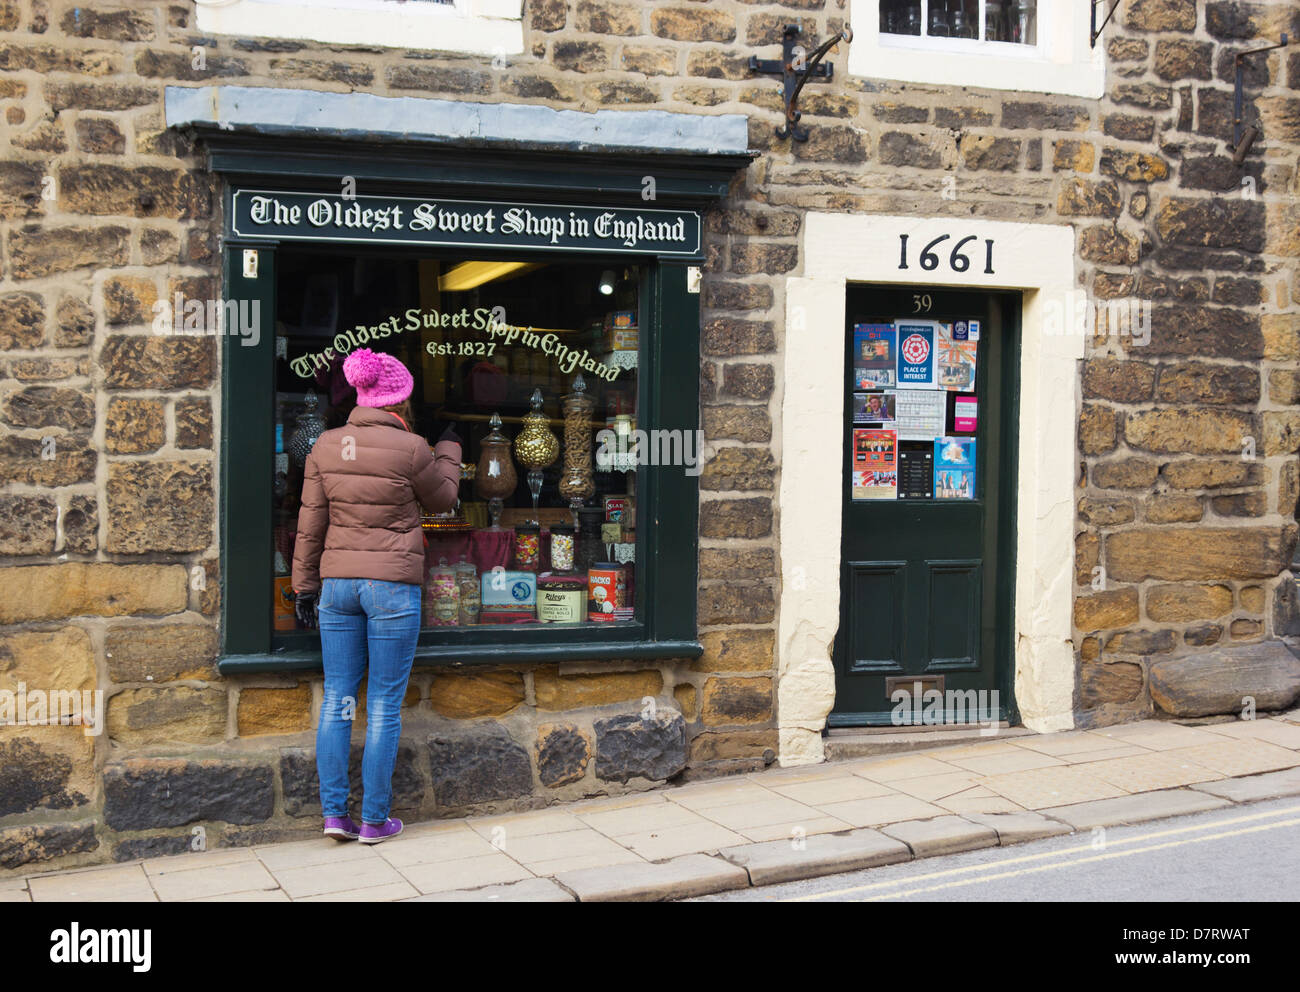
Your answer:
[230,188,702,257]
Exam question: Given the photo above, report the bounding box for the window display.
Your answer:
[272,252,642,637]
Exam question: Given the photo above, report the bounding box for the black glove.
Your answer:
[437,422,462,447]
[294,592,318,629]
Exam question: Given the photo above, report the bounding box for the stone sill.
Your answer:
[218,639,705,674]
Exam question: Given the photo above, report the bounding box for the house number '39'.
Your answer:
[898,234,995,275]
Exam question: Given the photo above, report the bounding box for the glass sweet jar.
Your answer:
[514,388,559,522]
[557,373,595,517]
[474,412,517,529]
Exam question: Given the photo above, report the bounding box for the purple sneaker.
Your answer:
[358,817,404,844]
[323,815,360,841]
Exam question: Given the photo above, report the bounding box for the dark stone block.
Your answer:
[594,712,687,784]
[103,760,275,830]
[0,822,97,870]
[1153,247,1265,272]
[1180,155,1264,195]
[536,723,591,788]
[1150,641,1300,716]
[1145,305,1262,359]
[427,725,533,807]
[112,835,193,862]
[0,738,88,816]
[280,744,425,817]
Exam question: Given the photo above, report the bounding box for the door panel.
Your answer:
[924,560,982,672]
[846,561,906,674]
[831,287,1019,727]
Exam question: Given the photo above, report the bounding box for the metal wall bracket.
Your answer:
[1090,0,1122,48]
[1232,33,1289,163]
[748,23,853,142]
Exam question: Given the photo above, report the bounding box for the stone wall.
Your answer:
[0,0,1297,871]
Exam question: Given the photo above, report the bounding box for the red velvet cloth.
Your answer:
[423,528,515,578]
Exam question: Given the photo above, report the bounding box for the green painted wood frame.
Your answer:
[218,243,703,674]
[203,134,751,673]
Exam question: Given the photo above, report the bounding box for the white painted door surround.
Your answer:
[778,213,1082,765]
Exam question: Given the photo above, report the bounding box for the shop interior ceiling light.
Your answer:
[598,270,617,296]
[438,260,544,292]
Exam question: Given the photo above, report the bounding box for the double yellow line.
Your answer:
[787,802,1300,901]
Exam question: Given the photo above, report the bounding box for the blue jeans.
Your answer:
[316,577,421,824]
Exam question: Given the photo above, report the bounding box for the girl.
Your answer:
[292,348,462,844]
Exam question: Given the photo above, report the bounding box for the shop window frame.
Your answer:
[221,234,702,673]
[207,137,752,674]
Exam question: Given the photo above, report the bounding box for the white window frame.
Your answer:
[848,0,1103,98]
[193,0,524,56]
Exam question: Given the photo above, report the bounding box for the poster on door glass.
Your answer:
[934,437,976,500]
[852,324,896,389]
[853,428,897,500]
[894,321,937,389]
[853,391,896,424]
[937,322,977,392]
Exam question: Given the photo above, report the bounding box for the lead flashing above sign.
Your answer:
[230,188,703,257]
[165,85,750,156]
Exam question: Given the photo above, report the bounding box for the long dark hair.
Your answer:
[380,399,414,429]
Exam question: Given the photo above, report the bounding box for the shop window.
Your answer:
[273,253,644,641]
[193,0,523,55]
[849,0,1102,97]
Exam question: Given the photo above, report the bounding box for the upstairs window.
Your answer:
[850,0,1101,98]
[880,0,1037,47]
[194,0,523,56]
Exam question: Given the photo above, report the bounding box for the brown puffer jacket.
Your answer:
[291,405,462,595]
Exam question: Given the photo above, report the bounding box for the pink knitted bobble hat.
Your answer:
[342,348,413,408]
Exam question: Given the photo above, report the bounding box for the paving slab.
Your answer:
[0,889,32,902]
[961,810,1074,845]
[517,848,645,875]
[255,837,382,872]
[735,815,853,844]
[816,793,946,828]
[143,848,259,875]
[188,888,291,902]
[614,820,748,861]
[934,792,1026,815]
[395,852,534,894]
[767,775,898,805]
[718,827,912,886]
[150,859,280,901]
[1193,718,1300,750]
[880,815,999,858]
[696,795,825,832]
[976,764,1127,809]
[29,864,157,902]
[296,880,420,901]
[1189,766,1300,802]
[1040,788,1231,830]
[404,877,575,902]
[275,855,410,900]
[553,852,748,902]
[1161,739,1300,778]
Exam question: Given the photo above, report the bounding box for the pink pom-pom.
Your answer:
[343,348,381,388]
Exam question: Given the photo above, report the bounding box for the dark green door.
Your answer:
[830,286,1020,727]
